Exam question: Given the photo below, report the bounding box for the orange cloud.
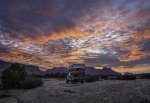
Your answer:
[113,66,150,73]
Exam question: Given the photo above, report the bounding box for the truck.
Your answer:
[66,64,86,83]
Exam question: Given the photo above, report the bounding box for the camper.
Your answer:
[66,64,86,83]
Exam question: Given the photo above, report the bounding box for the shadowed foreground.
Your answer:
[0,79,150,103]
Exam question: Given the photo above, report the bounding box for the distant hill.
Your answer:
[43,67,68,75]
[0,60,121,77]
[98,67,121,76]
[25,65,43,76]
[86,67,121,76]
[0,60,43,76]
[43,66,121,76]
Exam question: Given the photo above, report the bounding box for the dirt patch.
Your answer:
[0,79,150,103]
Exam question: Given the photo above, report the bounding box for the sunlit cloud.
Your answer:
[0,0,150,73]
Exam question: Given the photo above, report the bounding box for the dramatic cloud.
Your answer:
[0,0,150,73]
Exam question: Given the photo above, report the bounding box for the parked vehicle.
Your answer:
[66,64,86,83]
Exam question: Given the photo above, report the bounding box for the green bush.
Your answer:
[2,63,26,89]
[2,63,43,89]
[140,73,150,79]
[100,75,108,80]
[43,73,67,78]
[123,73,136,80]
[0,94,10,98]
[19,76,43,89]
[85,75,99,82]
[116,75,123,80]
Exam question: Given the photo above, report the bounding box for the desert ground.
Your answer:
[0,79,150,103]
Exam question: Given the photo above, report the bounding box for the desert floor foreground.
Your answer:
[0,79,150,103]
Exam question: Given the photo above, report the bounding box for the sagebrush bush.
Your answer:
[2,63,26,89]
[19,76,43,89]
[85,75,99,82]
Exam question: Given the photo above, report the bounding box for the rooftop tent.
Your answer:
[69,64,86,72]
[70,64,85,68]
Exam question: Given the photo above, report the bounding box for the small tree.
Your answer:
[2,63,27,89]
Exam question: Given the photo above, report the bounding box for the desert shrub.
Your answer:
[100,75,108,80]
[2,63,26,89]
[2,63,43,89]
[107,76,118,80]
[0,80,2,87]
[43,73,67,78]
[116,75,123,80]
[123,73,136,80]
[114,72,136,80]
[140,73,150,79]
[19,76,43,89]
[0,94,10,98]
[85,75,99,82]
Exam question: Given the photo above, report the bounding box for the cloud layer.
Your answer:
[0,0,150,72]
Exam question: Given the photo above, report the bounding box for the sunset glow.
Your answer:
[0,0,150,73]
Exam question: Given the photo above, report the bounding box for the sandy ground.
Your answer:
[0,79,150,103]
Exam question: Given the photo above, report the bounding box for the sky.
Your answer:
[0,0,150,73]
